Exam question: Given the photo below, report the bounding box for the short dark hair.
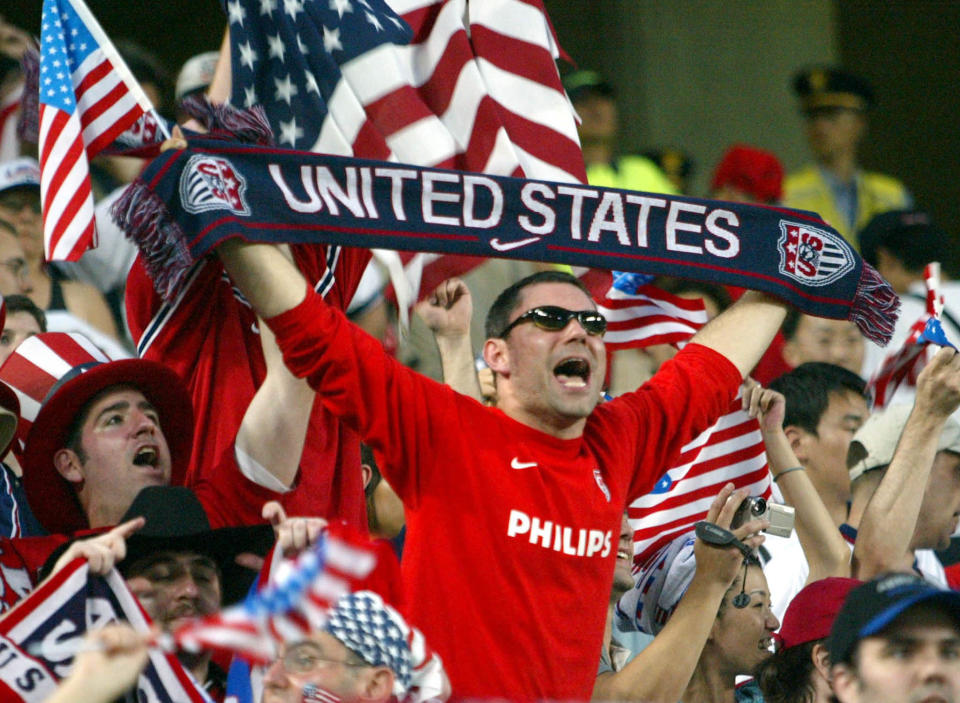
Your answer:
[755,639,819,703]
[781,308,803,341]
[484,270,592,339]
[769,363,868,434]
[4,294,46,332]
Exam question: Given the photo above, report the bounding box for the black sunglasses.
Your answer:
[499,306,607,338]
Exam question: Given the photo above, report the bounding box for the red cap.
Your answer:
[778,577,862,650]
[711,144,784,204]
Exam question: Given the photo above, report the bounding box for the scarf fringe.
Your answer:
[180,95,274,145]
[111,179,193,299]
[17,48,39,144]
[851,262,900,346]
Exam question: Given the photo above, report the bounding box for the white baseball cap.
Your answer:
[174,51,220,103]
[0,158,40,194]
[848,403,960,481]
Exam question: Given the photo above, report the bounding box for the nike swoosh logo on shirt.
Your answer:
[511,458,538,470]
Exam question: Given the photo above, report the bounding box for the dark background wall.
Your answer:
[8,1,959,244]
[835,1,960,254]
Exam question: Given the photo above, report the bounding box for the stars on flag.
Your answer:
[239,40,258,70]
[227,0,411,150]
[322,26,342,53]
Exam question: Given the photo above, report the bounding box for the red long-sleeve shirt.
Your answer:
[268,289,741,701]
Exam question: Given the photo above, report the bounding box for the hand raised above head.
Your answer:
[914,346,960,419]
[741,377,786,434]
[415,278,473,339]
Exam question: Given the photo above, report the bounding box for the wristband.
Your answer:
[694,521,755,560]
[773,466,805,482]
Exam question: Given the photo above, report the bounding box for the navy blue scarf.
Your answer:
[115,130,898,345]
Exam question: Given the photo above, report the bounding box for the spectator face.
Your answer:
[832,604,960,703]
[124,551,221,632]
[783,315,865,375]
[0,227,32,296]
[791,390,867,504]
[0,188,42,261]
[613,513,634,596]
[709,566,779,675]
[913,450,960,550]
[574,93,617,144]
[0,310,42,364]
[804,108,865,162]
[54,386,173,526]
[263,631,381,703]
[494,282,606,429]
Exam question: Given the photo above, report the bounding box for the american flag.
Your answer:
[627,391,772,565]
[0,559,213,703]
[599,272,709,350]
[869,262,955,408]
[604,272,772,565]
[227,0,585,300]
[37,0,160,262]
[173,526,377,664]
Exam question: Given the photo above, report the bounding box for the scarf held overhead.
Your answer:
[115,137,899,345]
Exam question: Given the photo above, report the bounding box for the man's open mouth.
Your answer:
[554,357,590,388]
[133,446,159,467]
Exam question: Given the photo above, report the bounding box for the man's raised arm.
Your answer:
[218,240,309,317]
[689,291,789,377]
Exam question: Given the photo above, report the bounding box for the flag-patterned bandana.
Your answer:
[325,591,412,693]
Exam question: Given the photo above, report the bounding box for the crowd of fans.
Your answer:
[1,9,960,703]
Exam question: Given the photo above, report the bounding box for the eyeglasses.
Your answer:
[0,259,29,281]
[280,643,366,675]
[498,306,607,338]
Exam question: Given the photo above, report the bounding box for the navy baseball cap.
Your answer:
[792,66,875,113]
[828,573,960,665]
[562,70,615,103]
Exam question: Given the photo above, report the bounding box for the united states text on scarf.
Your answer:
[114,132,900,345]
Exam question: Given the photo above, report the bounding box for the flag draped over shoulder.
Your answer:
[115,139,900,345]
[628,390,772,565]
[37,0,162,262]
[0,559,212,703]
[597,273,772,565]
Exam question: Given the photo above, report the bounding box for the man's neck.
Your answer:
[807,470,850,528]
[498,403,587,440]
[82,496,129,530]
[818,151,858,185]
[581,141,614,169]
[179,650,211,689]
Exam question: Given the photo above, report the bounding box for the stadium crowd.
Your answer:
[1,3,960,703]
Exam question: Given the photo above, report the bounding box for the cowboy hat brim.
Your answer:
[23,359,193,534]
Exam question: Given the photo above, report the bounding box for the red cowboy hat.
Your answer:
[0,333,192,534]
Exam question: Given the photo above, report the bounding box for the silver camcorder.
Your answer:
[730,496,795,538]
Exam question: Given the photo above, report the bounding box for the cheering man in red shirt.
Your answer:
[216,238,788,701]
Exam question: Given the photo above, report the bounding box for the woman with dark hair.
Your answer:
[756,577,860,703]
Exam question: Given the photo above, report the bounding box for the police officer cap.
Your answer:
[563,69,615,104]
[792,66,875,113]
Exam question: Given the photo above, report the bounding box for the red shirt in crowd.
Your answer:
[126,244,371,527]
[267,289,742,701]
